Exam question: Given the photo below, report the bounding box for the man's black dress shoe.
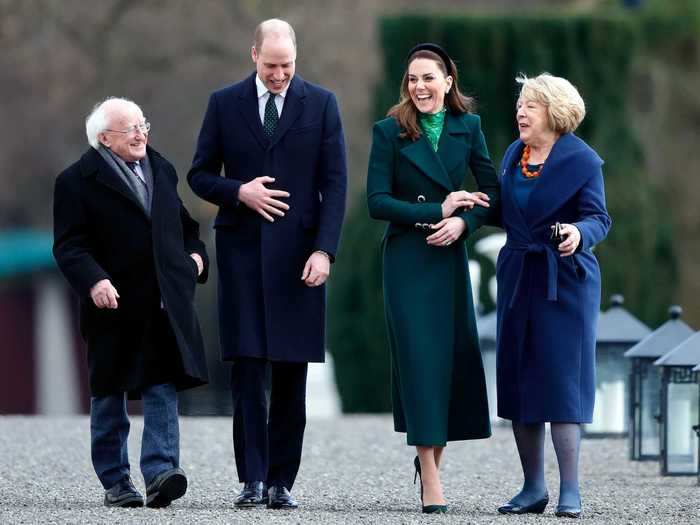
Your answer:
[104,476,144,507]
[145,467,187,508]
[555,504,582,518]
[497,494,549,514]
[234,481,267,508]
[267,484,298,509]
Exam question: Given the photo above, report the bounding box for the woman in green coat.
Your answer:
[367,43,500,514]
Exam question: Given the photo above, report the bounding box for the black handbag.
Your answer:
[550,222,565,247]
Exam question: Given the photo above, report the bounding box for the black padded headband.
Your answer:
[406,43,453,76]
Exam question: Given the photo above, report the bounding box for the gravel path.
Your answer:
[1,416,697,524]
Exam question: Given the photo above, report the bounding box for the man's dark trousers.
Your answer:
[230,358,308,489]
[91,383,180,488]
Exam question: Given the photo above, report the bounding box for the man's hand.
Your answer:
[238,176,290,222]
[301,251,330,287]
[90,279,119,309]
[190,253,203,276]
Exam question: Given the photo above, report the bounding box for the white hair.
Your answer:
[85,97,143,149]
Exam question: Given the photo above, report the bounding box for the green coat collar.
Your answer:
[399,112,471,192]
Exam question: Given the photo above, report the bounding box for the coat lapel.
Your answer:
[437,113,471,187]
[500,140,528,227]
[401,116,466,193]
[269,75,306,148]
[82,148,147,216]
[525,133,598,226]
[146,146,165,216]
[237,73,269,150]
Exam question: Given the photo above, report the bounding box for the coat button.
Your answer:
[417,195,426,203]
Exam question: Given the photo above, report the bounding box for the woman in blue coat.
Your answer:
[494,74,611,519]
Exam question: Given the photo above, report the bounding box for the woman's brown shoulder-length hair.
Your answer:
[387,50,474,141]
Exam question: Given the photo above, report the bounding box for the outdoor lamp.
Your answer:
[624,306,693,460]
[653,332,700,476]
[477,310,499,424]
[692,361,700,483]
[585,295,651,437]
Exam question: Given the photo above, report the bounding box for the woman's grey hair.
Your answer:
[85,97,143,149]
[516,73,586,134]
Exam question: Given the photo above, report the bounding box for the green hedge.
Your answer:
[329,12,681,413]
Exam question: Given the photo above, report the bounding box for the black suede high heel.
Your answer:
[413,456,447,514]
[413,456,422,502]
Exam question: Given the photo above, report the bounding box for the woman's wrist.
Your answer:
[441,202,451,218]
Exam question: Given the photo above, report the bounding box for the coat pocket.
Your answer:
[288,123,321,135]
[185,254,199,280]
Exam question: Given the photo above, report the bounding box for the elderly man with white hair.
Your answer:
[53,97,209,508]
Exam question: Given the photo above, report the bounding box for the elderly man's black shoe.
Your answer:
[145,467,187,508]
[234,481,267,507]
[555,504,582,518]
[267,485,298,509]
[497,494,549,514]
[104,476,144,507]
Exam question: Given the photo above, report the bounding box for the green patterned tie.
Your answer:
[263,93,278,138]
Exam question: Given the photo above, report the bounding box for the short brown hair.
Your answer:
[253,18,296,52]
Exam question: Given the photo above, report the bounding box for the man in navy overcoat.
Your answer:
[187,19,347,509]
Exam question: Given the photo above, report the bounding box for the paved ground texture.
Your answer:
[1,416,698,524]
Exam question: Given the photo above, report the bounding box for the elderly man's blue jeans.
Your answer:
[90,383,180,489]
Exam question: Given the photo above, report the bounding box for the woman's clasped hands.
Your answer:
[426,191,490,247]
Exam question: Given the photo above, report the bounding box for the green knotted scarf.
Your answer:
[419,108,446,152]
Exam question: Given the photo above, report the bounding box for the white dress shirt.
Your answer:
[256,75,287,124]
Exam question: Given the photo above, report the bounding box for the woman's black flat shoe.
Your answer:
[555,505,581,518]
[423,504,448,514]
[497,495,549,514]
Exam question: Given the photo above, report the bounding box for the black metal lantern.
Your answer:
[477,311,498,423]
[586,295,651,437]
[624,306,693,460]
[653,332,700,475]
[692,362,700,483]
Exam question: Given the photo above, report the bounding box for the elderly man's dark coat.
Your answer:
[53,146,209,397]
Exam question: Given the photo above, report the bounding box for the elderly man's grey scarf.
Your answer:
[97,145,154,216]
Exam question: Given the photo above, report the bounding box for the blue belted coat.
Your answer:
[495,133,611,423]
